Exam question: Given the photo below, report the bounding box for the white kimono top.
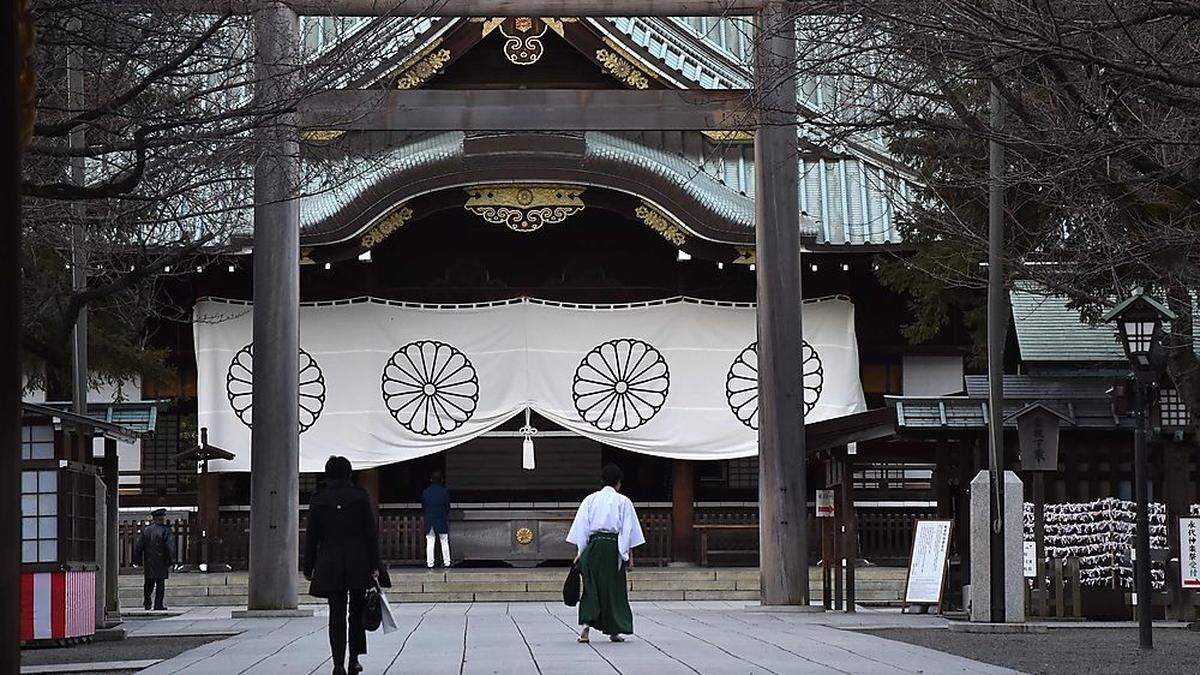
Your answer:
[566,486,646,565]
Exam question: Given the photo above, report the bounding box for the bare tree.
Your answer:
[760,0,1200,423]
[23,0,432,394]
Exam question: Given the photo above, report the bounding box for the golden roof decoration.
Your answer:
[361,205,414,249]
[634,202,687,247]
[464,184,586,232]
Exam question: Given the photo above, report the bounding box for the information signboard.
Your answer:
[903,519,953,609]
[1182,517,1200,590]
[1024,541,1037,578]
[816,490,835,518]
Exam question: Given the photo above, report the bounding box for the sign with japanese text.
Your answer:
[816,490,835,518]
[1182,517,1200,589]
[1024,541,1037,578]
[1017,407,1061,471]
[904,520,953,605]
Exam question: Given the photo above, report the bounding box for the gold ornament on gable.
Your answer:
[464,185,585,232]
[500,17,548,66]
[595,48,650,90]
[361,206,414,249]
[634,203,687,247]
[394,45,451,89]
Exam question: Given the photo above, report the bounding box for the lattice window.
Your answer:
[21,424,54,460]
[1158,387,1190,428]
[853,462,934,491]
[21,469,58,563]
[727,457,758,489]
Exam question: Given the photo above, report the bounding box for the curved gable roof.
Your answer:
[297,131,772,247]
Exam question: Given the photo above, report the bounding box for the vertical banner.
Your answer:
[1182,517,1200,589]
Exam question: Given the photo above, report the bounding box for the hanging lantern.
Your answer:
[520,408,537,471]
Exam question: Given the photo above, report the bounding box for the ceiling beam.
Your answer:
[161,1,764,16]
[299,89,756,131]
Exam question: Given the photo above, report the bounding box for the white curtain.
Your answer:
[194,297,866,472]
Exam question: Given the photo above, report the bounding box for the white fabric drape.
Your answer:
[193,296,866,472]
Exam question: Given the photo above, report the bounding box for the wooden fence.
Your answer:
[857,509,930,564]
[119,506,929,571]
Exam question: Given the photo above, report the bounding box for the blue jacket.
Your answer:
[421,483,451,535]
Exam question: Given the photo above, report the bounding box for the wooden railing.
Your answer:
[857,509,930,564]
[118,506,932,570]
[638,508,672,565]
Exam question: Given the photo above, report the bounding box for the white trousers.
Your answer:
[426,530,450,567]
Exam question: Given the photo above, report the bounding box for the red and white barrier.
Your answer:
[20,571,96,642]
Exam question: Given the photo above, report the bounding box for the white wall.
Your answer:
[902,355,964,396]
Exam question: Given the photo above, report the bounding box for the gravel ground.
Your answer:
[865,627,1200,675]
[21,634,220,668]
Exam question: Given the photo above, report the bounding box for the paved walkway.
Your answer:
[126,603,1021,675]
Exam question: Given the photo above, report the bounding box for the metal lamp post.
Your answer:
[1103,288,1176,649]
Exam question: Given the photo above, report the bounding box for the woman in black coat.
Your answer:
[304,456,391,675]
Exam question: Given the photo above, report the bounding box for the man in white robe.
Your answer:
[566,464,645,642]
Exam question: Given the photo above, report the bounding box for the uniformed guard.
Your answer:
[133,508,176,611]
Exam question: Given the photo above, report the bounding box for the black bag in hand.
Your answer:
[363,586,383,632]
[563,563,582,607]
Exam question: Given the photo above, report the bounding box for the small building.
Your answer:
[19,402,156,643]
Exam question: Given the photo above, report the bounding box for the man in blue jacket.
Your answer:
[421,471,451,568]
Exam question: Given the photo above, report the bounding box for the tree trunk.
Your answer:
[1164,284,1200,435]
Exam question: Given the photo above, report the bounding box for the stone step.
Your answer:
[118,566,907,607]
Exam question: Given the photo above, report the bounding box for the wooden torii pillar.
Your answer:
[245,1,303,614]
[753,2,808,606]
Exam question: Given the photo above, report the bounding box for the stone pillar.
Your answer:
[246,1,302,614]
[671,460,695,564]
[94,477,107,629]
[969,470,1025,622]
[754,1,807,606]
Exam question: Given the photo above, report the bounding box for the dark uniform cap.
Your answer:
[151,508,168,517]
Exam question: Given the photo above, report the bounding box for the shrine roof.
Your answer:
[886,395,1130,431]
[1011,285,1200,363]
[295,131,770,247]
[23,400,162,442]
[962,375,1114,400]
[289,130,902,250]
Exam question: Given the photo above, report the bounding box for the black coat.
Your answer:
[304,480,390,598]
[133,522,176,580]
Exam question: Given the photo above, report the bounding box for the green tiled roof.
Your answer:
[1009,288,1124,362]
[1011,287,1199,363]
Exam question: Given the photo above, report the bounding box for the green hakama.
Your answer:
[578,532,633,635]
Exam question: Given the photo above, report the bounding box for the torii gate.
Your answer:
[243,0,806,611]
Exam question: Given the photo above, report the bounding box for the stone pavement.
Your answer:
[129,602,1022,675]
